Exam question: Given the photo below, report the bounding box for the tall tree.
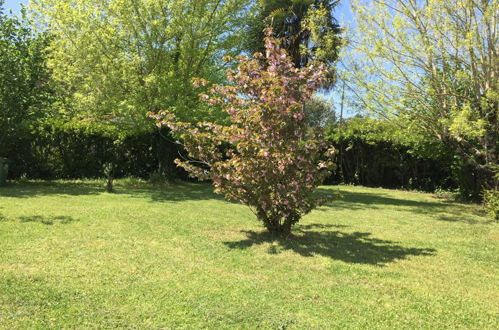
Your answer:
[303,95,336,129]
[30,0,252,129]
[0,1,54,160]
[343,0,498,191]
[247,0,342,85]
[30,0,252,178]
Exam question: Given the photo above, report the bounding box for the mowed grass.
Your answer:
[0,181,497,329]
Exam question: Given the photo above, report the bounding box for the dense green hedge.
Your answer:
[2,125,186,181]
[325,139,455,191]
[2,115,484,198]
[325,117,470,193]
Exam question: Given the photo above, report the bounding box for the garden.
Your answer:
[0,0,498,328]
[1,181,497,328]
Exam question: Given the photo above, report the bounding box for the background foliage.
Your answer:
[325,117,457,192]
[341,0,498,197]
[0,0,495,205]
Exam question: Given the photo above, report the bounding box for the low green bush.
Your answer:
[483,189,499,221]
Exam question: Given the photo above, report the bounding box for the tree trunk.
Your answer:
[157,127,178,183]
[258,208,293,236]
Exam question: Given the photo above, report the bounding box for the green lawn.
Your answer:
[0,181,497,328]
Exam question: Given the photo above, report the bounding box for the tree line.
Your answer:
[0,0,497,202]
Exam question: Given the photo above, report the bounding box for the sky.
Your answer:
[3,0,26,15]
[2,0,356,116]
[3,0,353,19]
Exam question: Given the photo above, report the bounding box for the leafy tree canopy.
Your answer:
[30,0,253,136]
[247,0,342,87]
[342,0,498,190]
[0,1,54,151]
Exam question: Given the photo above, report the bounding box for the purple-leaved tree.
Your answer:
[152,29,335,235]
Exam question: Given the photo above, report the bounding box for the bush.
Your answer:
[325,117,456,192]
[148,170,168,185]
[154,29,334,235]
[2,123,187,181]
[483,189,499,221]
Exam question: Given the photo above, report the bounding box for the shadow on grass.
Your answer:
[0,182,101,198]
[18,215,79,225]
[224,224,436,266]
[316,188,486,224]
[117,183,230,204]
[0,181,230,204]
[1,182,486,224]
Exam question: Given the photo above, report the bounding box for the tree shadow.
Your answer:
[1,182,487,224]
[0,182,101,198]
[0,181,232,204]
[118,182,231,204]
[316,188,487,224]
[18,215,79,225]
[223,224,436,266]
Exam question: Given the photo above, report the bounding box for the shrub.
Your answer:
[148,170,167,185]
[153,29,334,235]
[483,189,499,221]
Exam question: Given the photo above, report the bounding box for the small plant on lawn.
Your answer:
[483,188,499,221]
[103,162,114,193]
[152,29,334,235]
[483,168,499,221]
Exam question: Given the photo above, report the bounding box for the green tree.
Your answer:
[343,0,498,193]
[247,0,342,84]
[30,0,252,129]
[304,95,336,129]
[0,2,54,161]
[30,0,252,179]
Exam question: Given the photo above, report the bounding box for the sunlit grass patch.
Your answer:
[0,181,497,328]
